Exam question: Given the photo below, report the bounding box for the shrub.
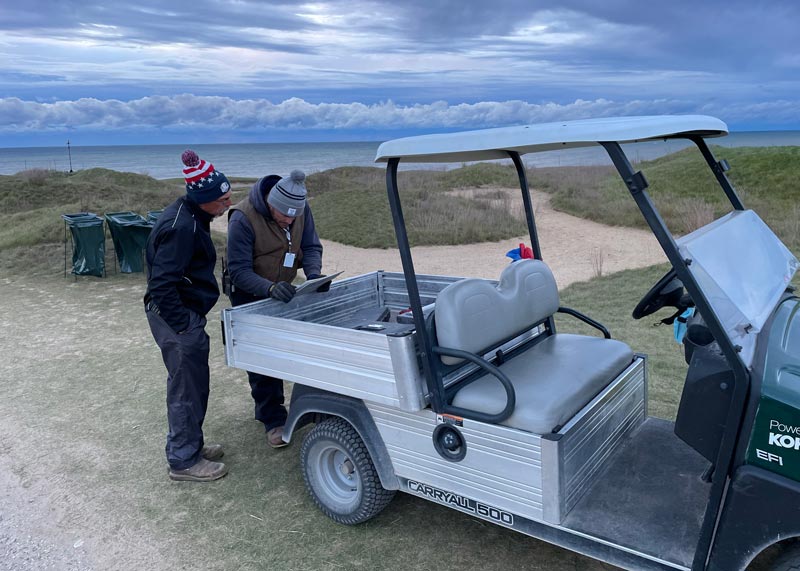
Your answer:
[17,168,52,185]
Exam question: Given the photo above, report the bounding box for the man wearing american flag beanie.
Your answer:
[143,149,232,482]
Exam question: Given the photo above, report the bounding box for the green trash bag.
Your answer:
[62,212,106,277]
[105,211,154,273]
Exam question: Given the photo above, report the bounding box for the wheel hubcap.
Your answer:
[317,445,359,504]
[340,458,355,476]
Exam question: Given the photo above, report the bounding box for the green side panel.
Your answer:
[746,396,800,481]
[745,299,800,482]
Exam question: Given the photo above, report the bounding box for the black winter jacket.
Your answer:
[144,196,220,333]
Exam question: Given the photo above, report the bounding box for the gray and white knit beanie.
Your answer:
[267,169,307,217]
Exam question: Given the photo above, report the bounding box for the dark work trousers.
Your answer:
[247,370,287,432]
[145,305,210,470]
[230,290,288,432]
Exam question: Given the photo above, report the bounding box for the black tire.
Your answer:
[300,417,395,524]
[772,541,800,571]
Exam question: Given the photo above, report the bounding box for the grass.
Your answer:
[310,184,527,248]
[542,146,800,250]
[4,145,797,270]
[307,163,519,196]
[307,164,527,248]
[0,168,184,257]
[0,164,529,273]
[310,146,800,250]
[1,168,183,215]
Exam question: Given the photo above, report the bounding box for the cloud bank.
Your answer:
[1,1,798,143]
[1,95,796,140]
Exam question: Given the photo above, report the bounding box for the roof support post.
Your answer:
[601,141,751,571]
[688,136,745,211]
[508,151,543,260]
[385,159,446,412]
[508,150,555,333]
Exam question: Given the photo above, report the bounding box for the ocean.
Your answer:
[1,131,799,180]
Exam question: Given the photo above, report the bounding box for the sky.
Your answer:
[1,0,799,147]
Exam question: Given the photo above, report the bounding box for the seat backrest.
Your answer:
[434,260,559,365]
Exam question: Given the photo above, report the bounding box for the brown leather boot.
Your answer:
[168,458,229,482]
[202,444,224,461]
[267,426,289,449]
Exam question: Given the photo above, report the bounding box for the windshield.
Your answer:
[677,209,798,367]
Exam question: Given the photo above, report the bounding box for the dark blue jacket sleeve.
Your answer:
[147,225,193,332]
[227,210,273,297]
[301,207,323,277]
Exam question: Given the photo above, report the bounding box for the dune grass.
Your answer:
[4,146,797,269]
[541,146,800,250]
[310,146,800,250]
[0,164,529,273]
[309,183,526,248]
[307,164,527,248]
[0,168,183,253]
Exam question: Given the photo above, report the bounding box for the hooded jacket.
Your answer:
[227,176,323,300]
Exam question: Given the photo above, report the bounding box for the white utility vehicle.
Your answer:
[222,116,800,571]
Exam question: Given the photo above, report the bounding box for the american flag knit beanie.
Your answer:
[181,149,231,204]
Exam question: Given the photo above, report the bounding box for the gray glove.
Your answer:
[269,281,296,303]
[306,273,331,293]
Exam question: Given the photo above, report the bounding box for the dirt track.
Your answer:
[212,189,665,286]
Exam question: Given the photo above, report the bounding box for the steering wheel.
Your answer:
[632,268,687,320]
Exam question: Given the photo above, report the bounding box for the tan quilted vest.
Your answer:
[229,196,305,283]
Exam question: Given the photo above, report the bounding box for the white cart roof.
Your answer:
[375,115,728,163]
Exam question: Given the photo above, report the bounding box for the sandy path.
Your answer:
[213,189,665,288]
[0,190,662,571]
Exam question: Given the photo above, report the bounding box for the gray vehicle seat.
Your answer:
[436,260,634,433]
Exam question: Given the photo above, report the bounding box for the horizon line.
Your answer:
[2,128,800,151]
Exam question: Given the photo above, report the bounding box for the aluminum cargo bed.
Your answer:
[221,271,461,411]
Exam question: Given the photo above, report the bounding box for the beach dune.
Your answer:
[212,188,665,288]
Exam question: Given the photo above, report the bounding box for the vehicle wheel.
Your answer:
[300,417,395,524]
[771,541,800,571]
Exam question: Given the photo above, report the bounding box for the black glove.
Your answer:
[269,281,296,303]
[306,273,331,293]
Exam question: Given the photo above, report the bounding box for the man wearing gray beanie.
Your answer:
[267,170,308,217]
[226,169,325,448]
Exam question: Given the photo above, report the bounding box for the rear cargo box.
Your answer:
[222,271,460,411]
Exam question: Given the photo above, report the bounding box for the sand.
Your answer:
[212,188,666,288]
